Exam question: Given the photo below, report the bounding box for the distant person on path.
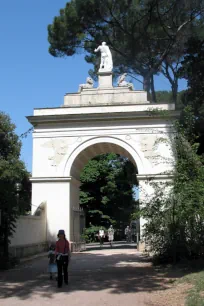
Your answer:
[55,229,69,288]
[98,227,105,248]
[125,226,131,242]
[48,243,57,280]
[108,225,114,247]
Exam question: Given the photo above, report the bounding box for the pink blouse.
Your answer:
[55,239,69,255]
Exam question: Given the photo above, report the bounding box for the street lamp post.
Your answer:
[15,182,22,209]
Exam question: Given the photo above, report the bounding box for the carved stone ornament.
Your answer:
[42,139,68,167]
[125,135,131,140]
[78,77,94,92]
[117,73,134,90]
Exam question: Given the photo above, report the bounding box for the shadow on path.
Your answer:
[0,248,192,301]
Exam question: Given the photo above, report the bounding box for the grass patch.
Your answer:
[179,270,204,306]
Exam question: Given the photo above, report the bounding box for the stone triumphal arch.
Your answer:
[27,47,177,248]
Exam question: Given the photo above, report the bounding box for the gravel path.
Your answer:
[0,243,188,306]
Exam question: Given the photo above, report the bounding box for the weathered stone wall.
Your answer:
[10,214,46,247]
[9,210,47,258]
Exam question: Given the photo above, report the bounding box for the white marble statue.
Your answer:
[117,73,134,90]
[94,42,113,72]
[78,77,94,92]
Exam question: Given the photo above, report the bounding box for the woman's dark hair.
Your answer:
[57,233,66,239]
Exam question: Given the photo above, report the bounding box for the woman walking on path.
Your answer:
[98,227,105,248]
[125,226,131,243]
[55,229,69,288]
[108,225,114,248]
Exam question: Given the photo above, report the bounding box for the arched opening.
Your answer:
[67,138,140,245]
[70,142,137,180]
[65,136,145,179]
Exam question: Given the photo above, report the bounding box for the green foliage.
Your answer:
[80,153,137,237]
[179,270,204,306]
[0,112,31,269]
[140,107,204,263]
[142,36,204,263]
[147,107,171,118]
[178,37,204,154]
[155,91,184,107]
[155,91,173,103]
[81,225,105,243]
[47,0,204,100]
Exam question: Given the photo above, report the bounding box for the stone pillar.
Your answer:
[31,177,72,242]
[137,174,173,251]
[70,177,81,242]
[137,176,154,252]
[98,71,113,88]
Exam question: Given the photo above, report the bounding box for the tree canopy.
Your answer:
[48,0,204,101]
[178,37,204,154]
[79,153,138,241]
[0,112,31,268]
[139,107,204,263]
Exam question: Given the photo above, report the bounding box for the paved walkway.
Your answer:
[0,243,187,306]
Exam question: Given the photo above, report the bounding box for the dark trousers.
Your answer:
[99,236,104,246]
[57,256,68,287]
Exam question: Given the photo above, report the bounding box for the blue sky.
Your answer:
[0,1,187,172]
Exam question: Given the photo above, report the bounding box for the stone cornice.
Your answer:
[30,177,72,182]
[137,173,174,181]
[30,177,81,186]
[31,174,174,182]
[27,110,180,126]
[39,102,173,109]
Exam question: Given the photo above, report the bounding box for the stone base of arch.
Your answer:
[30,143,175,246]
[30,173,173,245]
[31,176,82,242]
[137,174,174,252]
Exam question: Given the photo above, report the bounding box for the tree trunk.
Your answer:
[143,76,151,101]
[3,217,9,268]
[171,198,177,264]
[150,74,157,103]
[171,80,178,105]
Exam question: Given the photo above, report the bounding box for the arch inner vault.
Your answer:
[67,137,141,180]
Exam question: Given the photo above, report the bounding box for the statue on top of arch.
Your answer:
[78,77,94,92]
[117,73,134,90]
[94,42,113,72]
